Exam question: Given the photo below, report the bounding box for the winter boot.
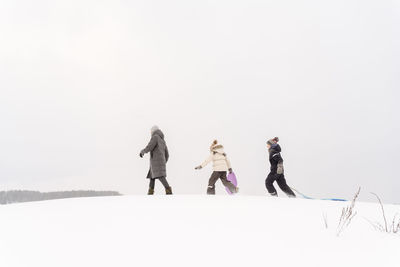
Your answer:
[166,187,173,195]
[148,188,154,195]
[207,185,216,195]
[270,192,278,197]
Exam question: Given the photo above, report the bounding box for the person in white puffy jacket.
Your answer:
[195,140,239,195]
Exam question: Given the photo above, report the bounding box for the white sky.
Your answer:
[0,0,399,202]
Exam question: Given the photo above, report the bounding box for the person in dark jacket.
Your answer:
[265,137,296,198]
[140,126,172,195]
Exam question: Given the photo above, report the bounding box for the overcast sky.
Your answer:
[0,0,399,202]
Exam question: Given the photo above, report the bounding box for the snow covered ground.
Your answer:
[0,195,399,267]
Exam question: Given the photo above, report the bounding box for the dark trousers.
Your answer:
[149,176,170,190]
[207,171,236,195]
[265,172,296,197]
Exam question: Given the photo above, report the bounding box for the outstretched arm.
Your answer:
[195,154,212,170]
[141,135,158,155]
[201,154,213,168]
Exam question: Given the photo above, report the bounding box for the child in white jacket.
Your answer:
[195,140,239,195]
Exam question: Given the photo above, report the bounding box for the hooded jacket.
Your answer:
[141,129,169,179]
[269,144,283,173]
[200,145,232,172]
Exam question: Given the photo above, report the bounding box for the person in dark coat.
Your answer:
[265,137,296,198]
[140,126,172,195]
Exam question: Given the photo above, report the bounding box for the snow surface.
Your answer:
[0,195,399,267]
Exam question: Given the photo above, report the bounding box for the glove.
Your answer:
[195,166,202,170]
[277,163,284,174]
[140,151,145,158]
[228,168,233,174]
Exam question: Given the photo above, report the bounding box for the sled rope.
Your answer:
[290,187,347,202]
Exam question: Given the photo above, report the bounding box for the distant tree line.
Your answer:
[0,190,122,205]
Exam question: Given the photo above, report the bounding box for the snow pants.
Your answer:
[207,171,236,195]
[265,172,296,197]
[149,176,170,190]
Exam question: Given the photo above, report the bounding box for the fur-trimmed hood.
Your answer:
[210,144,226,155]
[209,140,224,152]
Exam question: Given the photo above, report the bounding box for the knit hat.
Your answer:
[151,125,159,135]
[267,137,279,145]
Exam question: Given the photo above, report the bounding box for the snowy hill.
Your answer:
[0,195,398,267]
